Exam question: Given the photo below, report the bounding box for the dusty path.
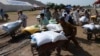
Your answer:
[0,10,100,56]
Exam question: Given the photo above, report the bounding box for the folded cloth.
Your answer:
[22,25,40,34]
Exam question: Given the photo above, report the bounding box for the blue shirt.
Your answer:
[40,17,49,25]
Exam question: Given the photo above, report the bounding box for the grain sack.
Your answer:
[31,31,67,46]
[82,23,95,30]
[2,20,22,33]
[31,32,51,46]
[46,24,63,31]
[42,31,67,42]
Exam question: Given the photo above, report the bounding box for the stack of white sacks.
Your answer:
[82,23,100,33]
[31,31,67,46]
[31,23,67,47]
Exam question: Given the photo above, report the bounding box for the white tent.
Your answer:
[0,0,33,11]
[33,4,40,8]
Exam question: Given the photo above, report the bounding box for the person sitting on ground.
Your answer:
[59,17,80,48]
[18,10,28,28]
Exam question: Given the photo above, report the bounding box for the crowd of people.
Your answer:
[37,6,92,27]
[35,6,91,48]
[16,6,95,44]
[0,6,99,56]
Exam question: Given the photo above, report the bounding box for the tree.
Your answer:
[46,2,55,9]
[46,3,66,9]
[53,4,60,9]
[59,4,65,9]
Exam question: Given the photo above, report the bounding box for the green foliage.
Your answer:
[46,2,55,9]
[46,2,65,9]
[59,4,65,9]
[54,4,60,9]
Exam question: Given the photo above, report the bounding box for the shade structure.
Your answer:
[33,4,40,8]
[0,0,33,11]
[0,0,32,6]
[94,0,100,4]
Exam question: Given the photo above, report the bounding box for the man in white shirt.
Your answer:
[73,9,80,25]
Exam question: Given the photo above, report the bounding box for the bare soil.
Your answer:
[0,10,100,56]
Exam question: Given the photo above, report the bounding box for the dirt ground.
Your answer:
[0,10,100,56]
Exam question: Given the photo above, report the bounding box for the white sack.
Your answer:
[82,23,95,30]
[31,33,51,46]
[79,16,88,22]
[2,20,22,33]
[31,31,67,46]
[46,24,63,31]
[42,31,67,42]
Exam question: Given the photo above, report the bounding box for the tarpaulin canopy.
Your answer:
[33,4,40,7]
[0,0,32,6]
[66,5,72,9]
[94,0,100,4]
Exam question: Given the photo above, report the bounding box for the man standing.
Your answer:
[0,9,5,20]
[60,17,80,48]
[73,9,80,25]
[52,8,60,22]
[18,10,28,28]
[44,7,51,20]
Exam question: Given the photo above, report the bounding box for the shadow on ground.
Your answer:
[66,43,92,56]
[0,20,8,23]
[76,37,100,45]
[8,33,29,43]
[76,37,92,45]
[95,38,100,44]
